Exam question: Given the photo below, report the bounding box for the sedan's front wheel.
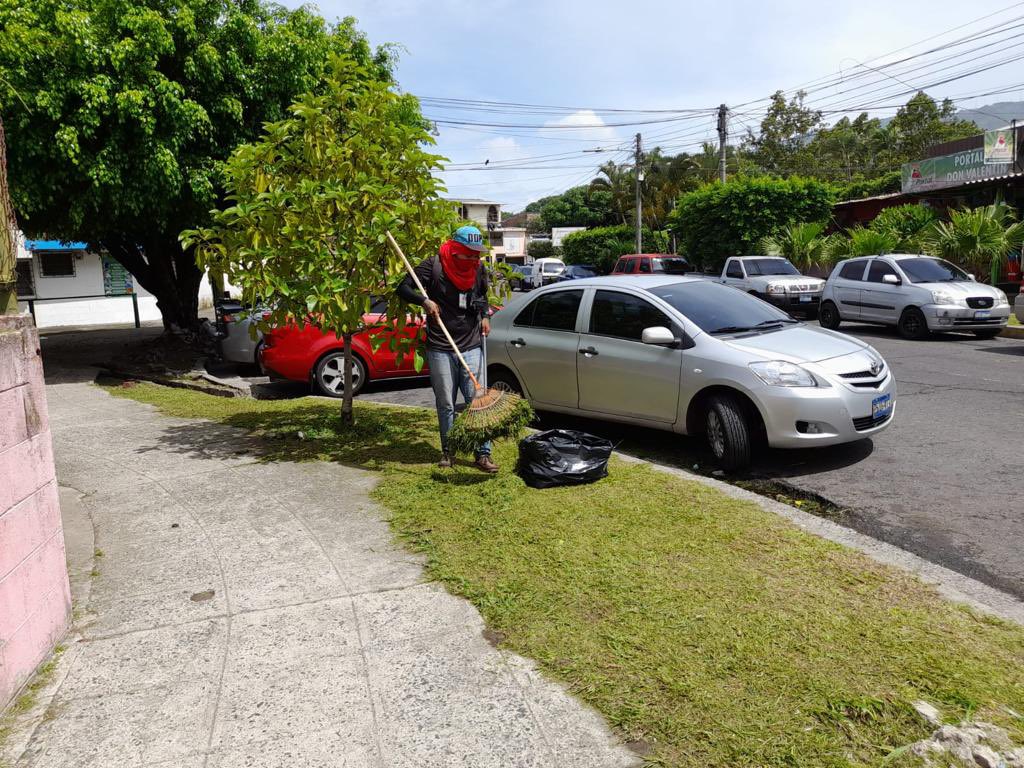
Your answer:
[705,395,751,471]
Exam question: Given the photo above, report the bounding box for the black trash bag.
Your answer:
[517,429,612,489]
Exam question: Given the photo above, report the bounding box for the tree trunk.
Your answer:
[0,287,16,315]
[100,235,203,332]
[341,332,354,426]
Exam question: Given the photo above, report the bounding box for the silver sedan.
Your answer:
[486,276,896,470]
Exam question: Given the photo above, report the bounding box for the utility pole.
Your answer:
[634,132,643,253]
[717,104,728,183]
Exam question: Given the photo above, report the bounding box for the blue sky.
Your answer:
[301,0,1024,210]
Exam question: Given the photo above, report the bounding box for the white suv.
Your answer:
[820,254,1010,340]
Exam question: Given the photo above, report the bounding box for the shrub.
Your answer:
[561,225,657,274]
[527,239,556,261]
[669,177,834,271]
[833,171,902,201]
[869,204,936,252]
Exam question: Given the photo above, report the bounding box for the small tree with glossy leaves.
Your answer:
[184,56,456,425]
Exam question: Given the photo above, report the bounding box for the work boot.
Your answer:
[438,453,453,469]
[474,455,499,474]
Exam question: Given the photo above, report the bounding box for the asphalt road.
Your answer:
[334,327,1024,600]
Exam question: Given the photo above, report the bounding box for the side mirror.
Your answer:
[642,326,677,346]
[968,274,977,282]
[881,274,901,285]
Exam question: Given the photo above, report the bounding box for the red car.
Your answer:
[260,302,428,397]
[611,253,691,275]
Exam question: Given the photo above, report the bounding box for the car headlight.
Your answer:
[931,290,964,306]
[749,360,817,387]
[995,290,1009,307]
[766,283,786,295]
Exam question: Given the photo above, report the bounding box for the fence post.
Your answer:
[131,293,140,328]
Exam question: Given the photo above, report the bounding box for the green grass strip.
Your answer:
[104,382,1024,768]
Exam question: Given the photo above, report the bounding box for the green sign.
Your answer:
[101,255,134,296]
[902,146,1015,193]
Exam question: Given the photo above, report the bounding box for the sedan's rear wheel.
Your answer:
[818,301,841,330]
[314,351,367,397]
[898,307,930,340]
[705,395,751,471]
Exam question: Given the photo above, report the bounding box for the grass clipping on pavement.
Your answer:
[105,382,1024,768]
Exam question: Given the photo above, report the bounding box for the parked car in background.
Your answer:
[521,257,566,289]
[820,255,1011,340]
[551,264,599,282]
[509,264,532,291]
[260,301,428,396]
[486,276,895,470]
[203,299,271,368]
[1014,294,1024,325]
[715,256,824,319]
[611,254,690,276]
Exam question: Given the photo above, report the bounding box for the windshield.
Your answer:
[648,281,794,334]
[542,262,565,274]
[898,257,970,283]
[651,257,690,274]
[568,266,597,278]
[743,258,800,276]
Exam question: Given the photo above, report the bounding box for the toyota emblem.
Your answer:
[870,360,882,376]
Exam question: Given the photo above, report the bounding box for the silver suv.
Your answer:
[820,255,1010,340]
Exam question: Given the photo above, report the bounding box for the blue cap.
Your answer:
[453,225,487,252]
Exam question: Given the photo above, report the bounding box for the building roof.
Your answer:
[444,197,502,206]
[25,239,88,251]
[833,191,908,208]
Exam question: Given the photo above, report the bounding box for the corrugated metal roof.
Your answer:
[25,239,88,251]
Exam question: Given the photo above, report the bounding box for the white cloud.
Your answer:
[478,136,524,163]
[540,110,621,146]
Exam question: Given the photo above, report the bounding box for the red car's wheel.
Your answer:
[313,351,367,397]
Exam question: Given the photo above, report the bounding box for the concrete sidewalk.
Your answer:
[5,371,637,767]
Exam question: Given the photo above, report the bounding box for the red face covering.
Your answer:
[439,240,481,292]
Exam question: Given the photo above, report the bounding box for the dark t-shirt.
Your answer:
[398,256,488,352]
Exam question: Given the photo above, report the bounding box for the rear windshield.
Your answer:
[568,266,597,278]
[898,257,970,283]
[651,257,690,274]
[541,262,564,273]
[648,281,792,334]
[743,258,800,276]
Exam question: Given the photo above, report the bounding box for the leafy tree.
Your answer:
[869,204,937,253]
[759,222,833,271]
[833,171,902,201]
[806,113,888,181]
[539,185,615,229]
[887,92,979,164]
[588,161,634,224]
[643,149,702,231]
[669,176,834,270]
[0,0,391,330]
[560,224,656,274]
[526,239,556,261]
[183,56,455,425]
[743,91,823,177]
[920,203,1024,283]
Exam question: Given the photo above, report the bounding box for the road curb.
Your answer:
[616,452,1024,627]
[999,325,1024,339]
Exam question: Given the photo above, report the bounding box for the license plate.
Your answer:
[974,310,991,319]
[871,394,892,418]
[799,295,812,303]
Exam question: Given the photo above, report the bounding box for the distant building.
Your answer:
[551,226,587,247]
[446,197,529,263]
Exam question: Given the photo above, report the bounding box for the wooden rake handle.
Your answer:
[385,230,481,391]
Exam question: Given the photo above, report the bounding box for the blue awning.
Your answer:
[25,239,88,251]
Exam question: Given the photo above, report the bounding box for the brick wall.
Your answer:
[0,314,70,711]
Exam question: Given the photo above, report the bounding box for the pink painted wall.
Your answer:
[0,314,70,710]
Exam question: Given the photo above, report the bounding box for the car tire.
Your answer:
[818,301,841,330]
[487,366,523,395]
[898,307,930,340]
[705,395,751,471]
[313,351,367,397]
[973,329,1002,339]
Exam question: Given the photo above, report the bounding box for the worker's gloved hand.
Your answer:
[423,299,441,319]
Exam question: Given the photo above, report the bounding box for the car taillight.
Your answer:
[222,313,236,323]
[261,311,272,320]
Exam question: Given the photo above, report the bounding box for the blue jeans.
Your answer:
[427,346,492,458]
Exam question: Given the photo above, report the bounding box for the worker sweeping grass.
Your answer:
[390,229,533,472]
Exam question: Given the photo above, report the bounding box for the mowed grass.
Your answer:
[105,382,1024,767]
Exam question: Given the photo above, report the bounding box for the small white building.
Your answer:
[446,197,526,264]
[15,237,162,329]
[551,226,587,247]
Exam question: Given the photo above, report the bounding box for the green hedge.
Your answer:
[561,225,657,274]
[668,177,835,270]
[833,171,902,202]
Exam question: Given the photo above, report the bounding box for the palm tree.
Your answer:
[920,202,1024,283]
[829,227,898,259]
[759,222,832,271]
[588,161,634,225]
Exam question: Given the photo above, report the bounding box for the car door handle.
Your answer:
[510,338,526,348]
[579,346,598,357]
